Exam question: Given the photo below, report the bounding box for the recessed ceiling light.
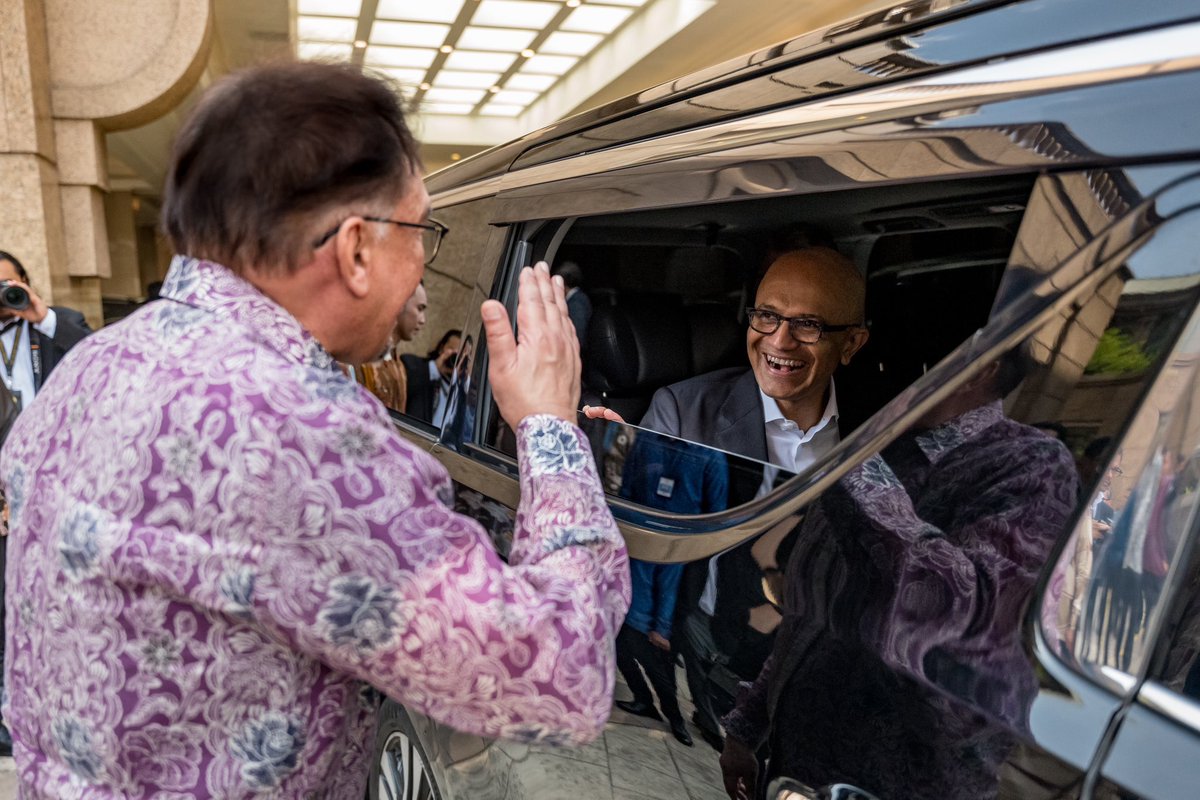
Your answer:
[520,48,535,58]
[354,40,367,48]
[566,0,580,7]
[419,81,432,90]
[488,85,500,93]
[440,44,453,53]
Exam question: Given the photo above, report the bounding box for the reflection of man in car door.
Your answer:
[588,246,870,748]
[402,327,460,423]
[347,280,426,411]
[719,350,1078,800]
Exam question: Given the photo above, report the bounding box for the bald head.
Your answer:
[758,247,865,325]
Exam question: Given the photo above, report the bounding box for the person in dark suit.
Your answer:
[401,328,460,424]
[0,251,92,409]
[0,249,91,756]
[554,261,592,345]
[586,246,870,749]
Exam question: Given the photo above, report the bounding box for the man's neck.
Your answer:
[775,386,831,431]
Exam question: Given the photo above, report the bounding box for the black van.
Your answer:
[368,2,1200,798]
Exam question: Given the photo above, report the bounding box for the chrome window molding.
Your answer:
[432,22,1200,210]
[1138,681,1200,736]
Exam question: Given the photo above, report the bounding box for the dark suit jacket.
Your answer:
[400,354,439,424]
[31,306,91,390]
[566,290,592,345]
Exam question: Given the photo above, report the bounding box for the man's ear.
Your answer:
[840,326,870,366]
[333,217,373,299]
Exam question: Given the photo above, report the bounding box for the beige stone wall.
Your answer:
[0,0,211,328]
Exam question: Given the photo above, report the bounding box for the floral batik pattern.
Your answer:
[0,256,630,799]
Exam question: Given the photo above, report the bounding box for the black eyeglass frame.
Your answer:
[312,216,449,265]
[745,307,863,344]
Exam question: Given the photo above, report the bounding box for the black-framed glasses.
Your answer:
[745,307,861,344]
[313,216,449,266]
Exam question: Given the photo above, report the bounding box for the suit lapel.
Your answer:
[713,370,767,462]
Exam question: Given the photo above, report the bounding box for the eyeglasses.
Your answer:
[313,216,449,266]
[746,307,861,344]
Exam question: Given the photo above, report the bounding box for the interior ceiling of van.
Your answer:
[105,0,891,217]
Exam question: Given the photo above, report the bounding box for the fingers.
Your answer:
[515,264,547,337]
[481,299,515,373]
[581,405,627,424]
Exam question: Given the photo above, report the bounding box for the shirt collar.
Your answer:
[160,255,336,372]
[913,400,1005,464]
[760,379,839,438]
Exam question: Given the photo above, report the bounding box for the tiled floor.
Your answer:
[518,664,728,800]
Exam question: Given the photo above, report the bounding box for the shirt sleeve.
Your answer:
[248,410,630,746]
[33,307,56,338]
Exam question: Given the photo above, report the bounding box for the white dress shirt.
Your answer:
[698,380,841,616]
[0,309,58,409]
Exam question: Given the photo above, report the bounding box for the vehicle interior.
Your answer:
[485,173,1034,453]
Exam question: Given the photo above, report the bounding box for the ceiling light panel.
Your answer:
[521,54,577,75]
[591,0,647,5]
[435,71,503,89]
[560,5,633,34]
[424,88,487,104]
[298,0,362,16]
[458,26,537,52]
[540,31,602,56]
[472,1,560,30]
[504,73,556,91]
[444,50,517,71]
[375,0,464,23]
[480,104,525,117]
[371,20,451,48]
[371,67,428,87]
[419,102,476,115]
[364,45,438,68]
[490,89,539,105]
[298,16,358,42]
[297,41,354,60]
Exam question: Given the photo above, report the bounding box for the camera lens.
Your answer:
[0,282,29,311]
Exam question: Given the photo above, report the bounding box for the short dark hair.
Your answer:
[0,251,30,283]
[162,62,421,274]
[427,329,462,360]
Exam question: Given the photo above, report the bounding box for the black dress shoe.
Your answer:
[669,719,693,747]
[615,699,662,721]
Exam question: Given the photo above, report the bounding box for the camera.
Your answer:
[0,281,29,311]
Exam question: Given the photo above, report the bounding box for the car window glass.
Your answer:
[343,200,493,429]
[1041,209,1200,684]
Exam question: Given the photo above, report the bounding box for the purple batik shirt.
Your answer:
[0,256,630,799]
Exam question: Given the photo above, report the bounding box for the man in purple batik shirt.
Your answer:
[0,62,629,799]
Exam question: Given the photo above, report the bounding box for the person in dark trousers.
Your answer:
[614,434,730,746]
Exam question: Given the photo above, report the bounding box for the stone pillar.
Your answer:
[103,190,141,300]
[0,0,211,328]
